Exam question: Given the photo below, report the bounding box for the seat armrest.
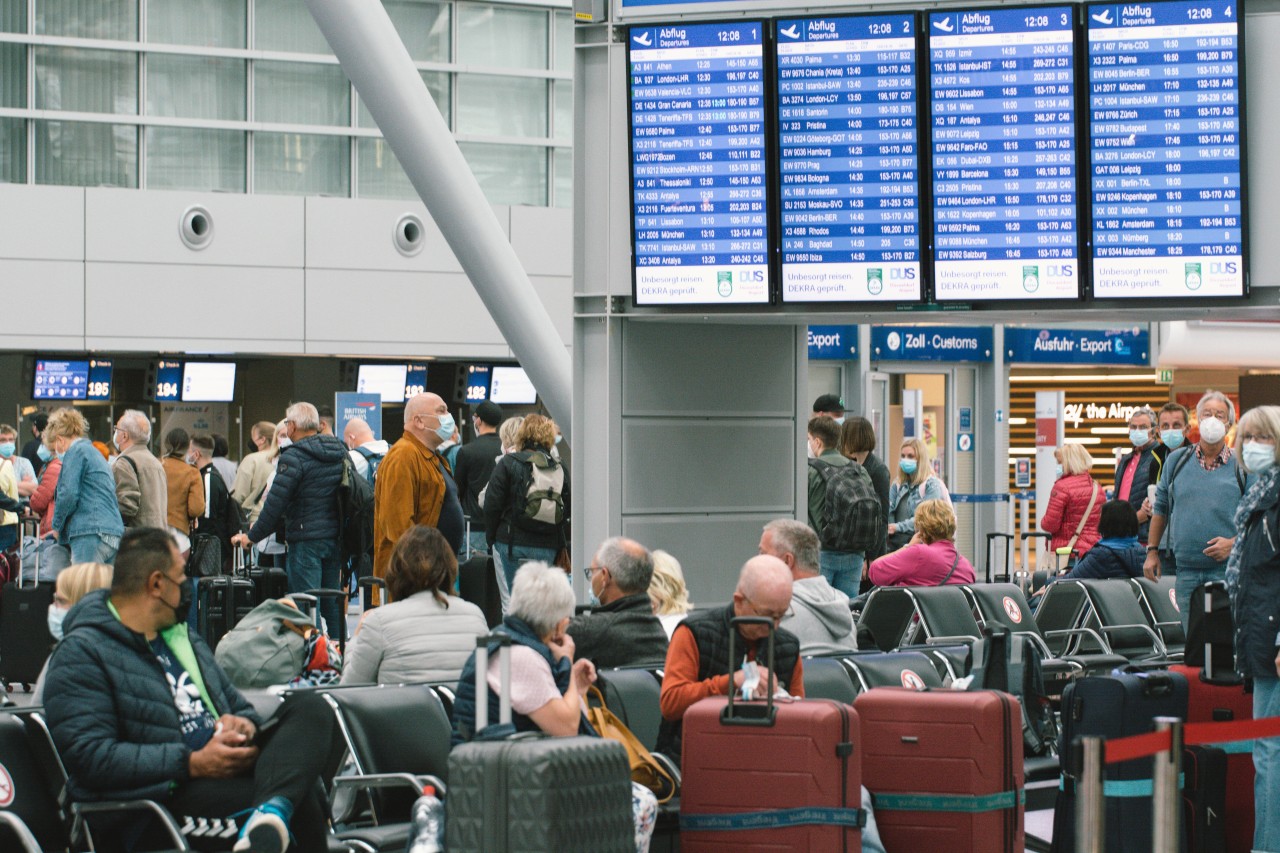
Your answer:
[0,811,42,853]
[925,634,980,645]
[1094,622,1169,655]
[1044,627,1112,654]
[73,800,190,850]
[332,773,447,798]
[651,751,682,791]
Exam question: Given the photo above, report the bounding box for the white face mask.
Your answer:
[1198,415,1227,445]
[277,436,292,449]
[806,439,816,459]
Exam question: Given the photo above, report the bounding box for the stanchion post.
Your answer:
[1020,497,1031,573]
[1152,717,1183,852]
[1076,736,1104,853]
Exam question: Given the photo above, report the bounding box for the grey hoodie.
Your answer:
[782,575,857,654]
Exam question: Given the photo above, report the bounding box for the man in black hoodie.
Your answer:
[233,402,347,629]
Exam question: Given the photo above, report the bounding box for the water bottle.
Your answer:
[406,785,444,852]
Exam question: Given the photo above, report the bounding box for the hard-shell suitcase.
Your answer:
[195,574,256,650]
[445,634,634,853]
[1170,664,1254,852]
[1052,668,1189,853]
[680,617,863,852]
[1182,745,1228,853]
[0,519,54,690]
[856,687,1023,853]
[236,547,287,602]
[457,553,501,627]
[1184,581,1239,679]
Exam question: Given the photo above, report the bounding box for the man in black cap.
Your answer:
[453,401,505,556]
[812,394,846,424]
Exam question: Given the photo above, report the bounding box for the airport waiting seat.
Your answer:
[901,585,984,645]
[1131,576,1186,657]
[596,667,665,752]
[800,656,860,704]
[1077,579,1174,662]
[856,587,917,651]
[841,650,943,694]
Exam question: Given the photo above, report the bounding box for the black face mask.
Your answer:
[161,575,194,623]
[247,439,259,454]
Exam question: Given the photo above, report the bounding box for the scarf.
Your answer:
[1225,465,1280,598]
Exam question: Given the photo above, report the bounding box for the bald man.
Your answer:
[371,394,466,595]
[343,417,389,482]
[656,555,805,764]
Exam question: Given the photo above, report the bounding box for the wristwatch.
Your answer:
[1146,546,1160,552]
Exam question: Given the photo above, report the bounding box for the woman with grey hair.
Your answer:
[1146,389,1249,622]
[451,562,658,850]
[1224,405,1280,851]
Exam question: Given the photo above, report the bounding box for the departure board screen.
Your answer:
[775,14,922,303]
[929,7,1082,301]
[628,21,771,305]
[1087,0,1246,298]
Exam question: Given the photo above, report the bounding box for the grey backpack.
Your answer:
[514,450,565,526]
[214,599,315,688]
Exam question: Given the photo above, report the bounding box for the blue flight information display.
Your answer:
[154,360,182,402]
[929,6,1081,301]
[628,21,770,305]
[776,14,923,303]
[1087,0,1246,298]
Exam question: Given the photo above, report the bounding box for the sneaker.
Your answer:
[231,796,293,853]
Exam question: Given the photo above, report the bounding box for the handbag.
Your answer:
[214,599,314,688]
[554,546,572,575]
[585,685,676,803]
[1064,480,1101,557]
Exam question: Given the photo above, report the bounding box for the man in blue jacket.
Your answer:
[43,527,345,853]
[233,401,347,629]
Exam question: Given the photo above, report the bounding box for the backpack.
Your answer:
[336,454,375,564]
[353,446,385,485]
[969,625,1057,757]
[513,450,565,526]
[809,459,880,552]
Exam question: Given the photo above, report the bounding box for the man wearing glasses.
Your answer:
[655,555,805,766]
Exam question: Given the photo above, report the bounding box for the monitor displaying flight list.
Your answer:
[929,6,1082,301]
[776,14,923,303]
[32,358,113,401]
[628,21,771,305]
[1087,0,1247,298]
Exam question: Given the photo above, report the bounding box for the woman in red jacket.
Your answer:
[1041,442,1104,563]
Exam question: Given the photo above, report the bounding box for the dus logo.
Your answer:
[737,270,765,283]
[1210,262,1238,275]
[889,268,916,280]
[1046,264,1073,277]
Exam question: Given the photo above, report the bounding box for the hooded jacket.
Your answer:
[247,433,347,544]
[42,589,260,803]
[1060,539,1146,581]
[781,575,857,654]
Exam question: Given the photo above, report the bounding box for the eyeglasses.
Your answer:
[1241,433,1276,444]
[742,594,791,623]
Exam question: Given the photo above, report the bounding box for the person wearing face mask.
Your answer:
[42,527,346,853]
[232,402,348,631]
[368,393,467,605]
[886,437,948,552]
[28,437,61,540]
[1145,389,1249,625]
[31,561,112,704]
[246,420,290,569]
[111,409,169,532]
[806,416,871,597]
[21,411,49,478]
[0,423,38,500]
[1113,407,1162,545]
[452,401,505,557]
[47,407,124,564]
[161,427,205,536]
[567,536,668,668]
[230,421,276,524]
[1041,443,1104,566]
[189,435,245,572]
[812,393,846,424]
[1222,405,1280,852]
[483,414,569,612]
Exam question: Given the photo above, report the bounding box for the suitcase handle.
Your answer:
[474,633,513,734]
[358,576,386,611]
[723,616,777,727]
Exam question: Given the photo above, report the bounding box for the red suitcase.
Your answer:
[680,617,863,852]
[855,687,1023,853]
[1169,664,1254,852]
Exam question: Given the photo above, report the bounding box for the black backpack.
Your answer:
[808,459,880,552]
[336,454,375,564]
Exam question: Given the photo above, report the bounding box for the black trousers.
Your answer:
[126,692,346,852]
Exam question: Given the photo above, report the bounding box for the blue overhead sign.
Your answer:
[1005,327,1149,365]
[807,325,858,361]
[871,326,993,362]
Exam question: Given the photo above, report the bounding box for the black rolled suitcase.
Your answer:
[195,574,256,650]
[0,520,55,690]
[1182,745,1228,853]
[446,635,634,853]
[457,554,501,627]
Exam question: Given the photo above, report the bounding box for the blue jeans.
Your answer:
[819,550,864,598]
[1257,677,1280,853]
[464,530,489,560]
[1171,559,1223,632]
[287,538,342,632]
[69,533,119,565]
[494,544,558,614]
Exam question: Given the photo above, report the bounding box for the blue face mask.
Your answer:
[434,412,456,442]
[1243,442,1276,474]
[1128,429,1151,448]
[0,442,13,458]
[47,605,67,641]
[899,458,917,476]
[1055,464,1064,478]
[54,449,65,460]
[1160,429,1185,451]
[37,445,53,463]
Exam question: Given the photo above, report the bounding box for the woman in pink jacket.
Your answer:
[868,499,975,587]
[1040,442,1104,561]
